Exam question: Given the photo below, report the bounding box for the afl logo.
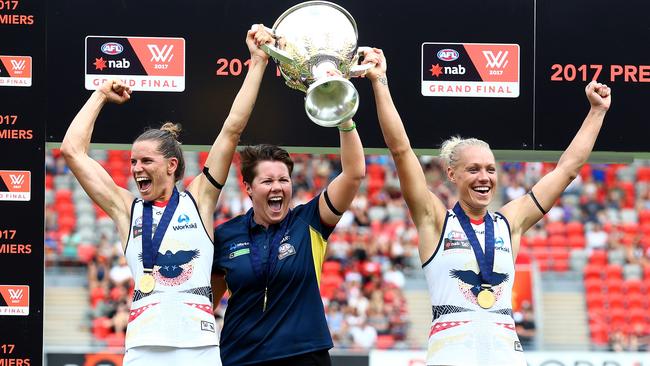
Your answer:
[437,49,459,62]
[101,42,124,55]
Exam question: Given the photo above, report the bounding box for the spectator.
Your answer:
[350,318,378,349]
[514,301,536,350]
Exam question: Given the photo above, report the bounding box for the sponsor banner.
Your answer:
[85,36,185,92]
[421,43,519,98]
[526,351,650,365]
[369,350,426,366]
[369,350,650,366]
[0,285,29,316]
[0,170,31,201]
[0,56,32,87]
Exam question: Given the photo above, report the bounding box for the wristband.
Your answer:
[337,121,356,132]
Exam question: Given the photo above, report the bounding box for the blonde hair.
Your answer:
[159,122,181,139]
[439,136,491,169]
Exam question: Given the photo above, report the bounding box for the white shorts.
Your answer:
[123,345,221,366]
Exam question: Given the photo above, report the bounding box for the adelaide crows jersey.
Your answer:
[124,191,218,350]
[422,210,526,366]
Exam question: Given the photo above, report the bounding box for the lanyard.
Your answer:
[452,202,495,285]
[248,210,291,311]
[142,187,179,271]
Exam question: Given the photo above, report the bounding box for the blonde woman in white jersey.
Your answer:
[362,48,611,365]
[60,26,273,366]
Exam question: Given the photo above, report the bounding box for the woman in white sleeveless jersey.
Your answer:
[362,48,611,366]
[60,26,273,366]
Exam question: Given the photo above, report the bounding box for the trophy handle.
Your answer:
[260,44,295,65]
[349,46,376,77]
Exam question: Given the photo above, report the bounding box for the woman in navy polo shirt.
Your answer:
[213,117,365,365]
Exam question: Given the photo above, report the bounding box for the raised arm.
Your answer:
[187,25,272,232]
[318,115,366,226]
[60,80,135,246]
[501,81,611,253]
[364,49,447,260]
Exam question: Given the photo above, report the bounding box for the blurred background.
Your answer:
[43,148,650,365]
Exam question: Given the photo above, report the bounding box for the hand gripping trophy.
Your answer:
[261,1,373,127]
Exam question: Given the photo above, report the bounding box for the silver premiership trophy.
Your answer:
[261,1,373,127]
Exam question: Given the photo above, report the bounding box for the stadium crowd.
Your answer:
[44,148,650,351]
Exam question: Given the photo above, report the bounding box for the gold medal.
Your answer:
[477,288,496,309]
[139,273,155,293]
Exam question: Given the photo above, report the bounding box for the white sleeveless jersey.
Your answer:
[124,191,218,350]
[422,210,526,366]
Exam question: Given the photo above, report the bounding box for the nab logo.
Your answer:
[483,50,509,69]
[437,49,459,62]
[10,59,25,71]
[148,44,174,62]
[178,214,190,223]
[101,42,124,55]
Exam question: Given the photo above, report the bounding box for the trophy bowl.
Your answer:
[262,1,371,127]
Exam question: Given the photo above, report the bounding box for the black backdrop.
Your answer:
[1,1,649,365]
[43,0,649,153]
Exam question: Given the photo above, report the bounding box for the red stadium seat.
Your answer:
[566,221,584,236]
[586,292,605,310]
[322,261,342,275]
[623,279,643,295]
[584,278,603,295]
[545,222,566,236]
[91,317,111,340]
[589,250,608,266]
[608,307,626,323]
[590,323,608,346]
[567,235,586,249]
[606,292,625,309]
[45,173,54,190]
[548,235,566,248]
[637,166,650,182]
[530,236,547,248]
[626,292,645,310]
[77,244,96,264]
[639,209,650,225]
[90,287,107,308]
[583,264,602,281]
[605,277,623,294]
[55,188,73,203]
[605,264,623,279]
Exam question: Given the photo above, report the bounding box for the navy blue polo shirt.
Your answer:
[213,195,334,366]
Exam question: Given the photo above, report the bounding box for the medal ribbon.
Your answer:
[142,187,180,271]
[452,202,495,285]
[248,210,291,284]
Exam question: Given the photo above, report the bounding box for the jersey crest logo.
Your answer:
[278,243,296,260]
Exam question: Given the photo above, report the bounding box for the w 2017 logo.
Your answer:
[0,170,30,201]
[10,59,25,71]
[9,173,24,186]
[148,44,174,63]
[0,55,32,87]
[483,50,509,69]
[8,288,23,301]
[0,285,29,316]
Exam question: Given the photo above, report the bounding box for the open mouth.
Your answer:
[473,186,491,196]
[268,197,283,212]
[136,176,152,192]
